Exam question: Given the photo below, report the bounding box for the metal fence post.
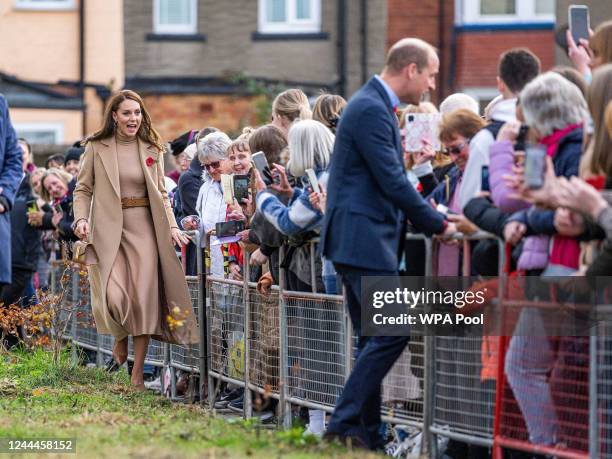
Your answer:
[243,251,252,419]
[278,245,292,428]
[422,236,435,457]
[71,268,79,365]
[589,330,599,458]
[195,232,208,406]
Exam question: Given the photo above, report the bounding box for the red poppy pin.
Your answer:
[146,156,158,167]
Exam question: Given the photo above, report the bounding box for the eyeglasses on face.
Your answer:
[443,140,470,156]
[203,161,221,170]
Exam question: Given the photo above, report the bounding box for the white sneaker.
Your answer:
[303,424,324,439]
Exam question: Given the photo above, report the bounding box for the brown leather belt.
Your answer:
[121,197,150,209]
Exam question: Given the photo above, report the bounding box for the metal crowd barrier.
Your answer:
[47,227,612,458]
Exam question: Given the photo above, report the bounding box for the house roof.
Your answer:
[0,72,84,110]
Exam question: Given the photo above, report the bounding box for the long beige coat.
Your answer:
[73,137,199,344]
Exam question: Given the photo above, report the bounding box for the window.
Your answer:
[258,0,321,34]
[14,0,75,10]
[153,0,197,35]
[462,0,555,24]
[14,123,64,145]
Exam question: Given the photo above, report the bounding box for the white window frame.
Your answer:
[14,0,75,11]
[258,0,321,34]
[153,0,197,35]
[460,0,555,25]
[13,122,64,145]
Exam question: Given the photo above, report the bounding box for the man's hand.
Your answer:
[236,229,250,242]
[503,221,526,245]
[447,213,478,235]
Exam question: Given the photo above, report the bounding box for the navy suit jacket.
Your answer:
[320,77,446,271]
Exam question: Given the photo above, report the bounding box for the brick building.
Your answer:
[388,0,556,110]
[123,0,387,141]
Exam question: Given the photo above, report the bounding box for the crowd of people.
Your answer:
[1,18,612,457]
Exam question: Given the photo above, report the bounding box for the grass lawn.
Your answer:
[0,348,381,459]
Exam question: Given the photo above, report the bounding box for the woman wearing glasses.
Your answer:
[192,131,233,277]
[73,90,198,390]
[425,109,486,276]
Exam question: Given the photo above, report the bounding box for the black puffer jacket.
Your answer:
[10,173,42,271]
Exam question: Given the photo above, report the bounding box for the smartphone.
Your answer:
[304,168,320,194]
[251,151,273,186]
[233,175,250,202]
[524,144,547,190]
[569,5,590,46]
[436,203,449,216]
[514,125,529,152]
[481,165,490,193]
[215,220,245,238]
[26,199,39,213]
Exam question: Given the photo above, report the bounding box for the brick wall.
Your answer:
[387,0,454,103]
[455,30,555,89]
[142,93,261,143]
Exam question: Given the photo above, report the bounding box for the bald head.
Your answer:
[385,38,437,75]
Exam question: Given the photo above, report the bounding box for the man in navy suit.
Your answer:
[321,38,456,450]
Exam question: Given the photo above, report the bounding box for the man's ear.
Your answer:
[404,62,418,80]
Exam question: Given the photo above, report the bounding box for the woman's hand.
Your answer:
[171,227,191,248]
[229,262,243,281]
[74,219,90,240]
[554,208,585,237]
[309,184,327,213]
[505,156,560,209]
[236,229,250,242]
[27,210,44,227]
[253,169,267,193]
[270,164,293,198]
[227,199,247,221]
[413,139,436,166]
[504,221,526,245]
[556,176,608,219]
[51,210,63,229]
[566,28,593,76]
[249,248,268,266]
[497,120,522,143]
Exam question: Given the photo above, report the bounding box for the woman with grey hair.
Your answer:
[495,71,588,448]
[254,119,335,438]
[192,131,232,277]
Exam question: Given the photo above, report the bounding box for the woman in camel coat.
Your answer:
[73,90,198,390]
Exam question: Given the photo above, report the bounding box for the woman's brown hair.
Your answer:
[590,20,612,67]
[248,124,288,165]
[312,94,347,132]
[272,88,312,122]
[86,90,164,152]
[588,64,612,176]
[438,109,486,143]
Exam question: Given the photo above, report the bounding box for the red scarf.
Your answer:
[542,124,582,269]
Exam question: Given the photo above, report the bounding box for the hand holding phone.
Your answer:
[524,144,547,190]
[304,168,320,194]
[569,5,590,47]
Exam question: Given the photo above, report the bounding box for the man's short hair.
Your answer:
[498,48,541,94]
[385,38,436,74]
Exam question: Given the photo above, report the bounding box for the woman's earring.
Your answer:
[113,120,118,130]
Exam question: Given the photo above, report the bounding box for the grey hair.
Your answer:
[197,131,231,164]
[287,119,334,177]
[520,72,588,137]
[439,93,479,116]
